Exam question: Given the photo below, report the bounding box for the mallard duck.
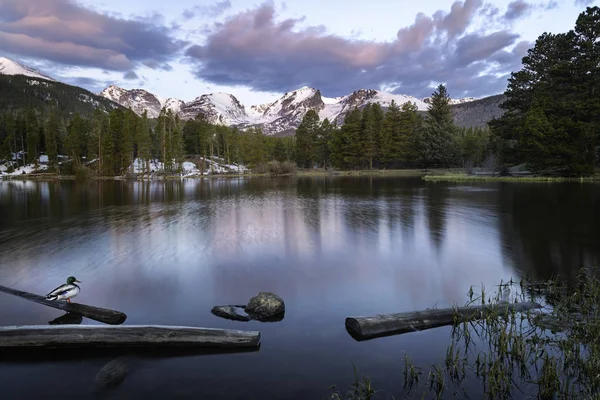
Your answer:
[46,276,82,303]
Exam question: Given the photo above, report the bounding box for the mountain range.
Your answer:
[0,56,506,135]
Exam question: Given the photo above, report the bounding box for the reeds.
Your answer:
[333,268,600,399]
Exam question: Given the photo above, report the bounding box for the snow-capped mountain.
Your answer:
[179,92,249,124]
[247,86,329,135]
[98,83,491,135]
[101,85,433,135]
[99,85,183,119]
[0,57,55,81]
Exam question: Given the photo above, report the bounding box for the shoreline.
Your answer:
[422,173,600,183]
[2,169,600,182]
[0,168,449,182]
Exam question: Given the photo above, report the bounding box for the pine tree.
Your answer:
[329,108,362,169]
[318,118,335,167]
[25,110,40,166]
[45,111,61,170]
[419,85,460,167]
[380,100,401,166]
[65,113,88,168]
[120,111,136,173]
[295,110,320,168]
[135,111,152,174]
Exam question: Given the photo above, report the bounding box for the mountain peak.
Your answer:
[0,57,55,81]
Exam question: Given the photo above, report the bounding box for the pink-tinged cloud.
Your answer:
[185,1,526,98]
[0,0,185,71]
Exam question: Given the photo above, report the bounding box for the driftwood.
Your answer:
[0,284,127,325]
[0,325,261,349]
[345,301,542,341]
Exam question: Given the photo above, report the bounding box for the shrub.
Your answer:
[254,161,297,175]
[75,165,94,182]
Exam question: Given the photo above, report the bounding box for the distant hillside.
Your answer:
[450,94,506,128]
[0,75,122,118]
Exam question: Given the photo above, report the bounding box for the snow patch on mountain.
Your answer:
[0,57,55,81]
[422,96,478,105]
[179,92,250,124]
[160,97,185,114]
[100,85,184,118]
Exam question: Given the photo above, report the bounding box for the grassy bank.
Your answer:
[5,168,600,183]
[329,271,600,399]
[296,168,463,177]
[2,168,465,181]
[423,173,600,183]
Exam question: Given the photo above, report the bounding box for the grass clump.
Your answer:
[333,269,600,399]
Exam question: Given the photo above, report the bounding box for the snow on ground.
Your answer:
[0,163,48,176]
[131,157,248,176]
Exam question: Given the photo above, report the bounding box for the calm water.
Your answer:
[0,177,598,399]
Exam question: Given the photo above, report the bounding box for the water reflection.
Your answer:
[0,177,599,399]
[497,182,600,281]
[48,312,83,325]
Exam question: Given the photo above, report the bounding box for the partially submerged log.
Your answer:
[0,325,261,349]
[0,284,127,325]
[345,301,542,341]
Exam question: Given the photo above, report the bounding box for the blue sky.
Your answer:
[0,0,597,105]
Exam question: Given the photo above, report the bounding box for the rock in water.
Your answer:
[245,292,285,321]
[95,357,129,389]
[211,305,253,322]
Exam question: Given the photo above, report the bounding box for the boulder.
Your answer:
[210,305,252,322]
[245,292,285,321]
[95,357,129,389]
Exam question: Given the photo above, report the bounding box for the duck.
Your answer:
[45,276,82,303]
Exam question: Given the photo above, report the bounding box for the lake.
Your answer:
[0,177,598,399]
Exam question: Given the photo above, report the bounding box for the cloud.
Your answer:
[182,0,232,20]
[61,76,110,93]
[123,70,139,80]
[0,0,186,71]
[504,1,532,20]
[142,59,173,71]
[185,1,528,99]
[575,0,595,6]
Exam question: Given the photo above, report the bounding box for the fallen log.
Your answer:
[0,284,127,325]
[0,325,261,349]
[345,301,542,341]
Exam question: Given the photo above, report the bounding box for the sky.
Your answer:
[0,0,597,106]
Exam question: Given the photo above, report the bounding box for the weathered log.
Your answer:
[345,301,542,341]
[0,284,127,325]
[0,325,261,349]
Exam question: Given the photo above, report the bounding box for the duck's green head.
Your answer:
[67,276,81,284]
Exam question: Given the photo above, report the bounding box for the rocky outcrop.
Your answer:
[450,94,506,128]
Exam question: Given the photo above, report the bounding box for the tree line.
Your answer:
[490,6,600,176]
[294,85,494,170]
[0,108,296,176]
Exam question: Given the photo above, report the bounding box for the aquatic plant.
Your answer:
[333,268,600,399]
